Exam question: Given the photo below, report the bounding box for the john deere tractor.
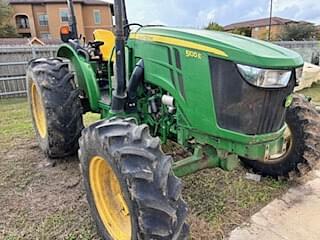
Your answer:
[26,0,320,239]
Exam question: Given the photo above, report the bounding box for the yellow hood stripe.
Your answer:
[130,33,228,57]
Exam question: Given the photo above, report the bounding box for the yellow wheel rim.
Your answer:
[31,83,47,138]
[89,156,132,240]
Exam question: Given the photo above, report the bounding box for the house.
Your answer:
[224,17,300,40]
[8,0,114,41]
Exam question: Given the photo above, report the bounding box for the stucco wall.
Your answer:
[32,4,49,37]
[11,4,37,37]
[45,3,85,40]
[11,3,113,40]
[251,25,282,41]
[82,5,113,40]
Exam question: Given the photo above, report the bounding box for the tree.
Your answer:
[0,0,18,38]
[205,22,224,31]
[314,26,320,40]
[279,23,316,41]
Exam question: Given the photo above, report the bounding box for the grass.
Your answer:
[83,112,100,127]
[0,98,33,145]
[2,204,97,240]
[0,98,100,148]
[0,97,297,239]
[298,81,320,104]
[182,168,288,239]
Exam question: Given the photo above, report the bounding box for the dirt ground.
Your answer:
[0,98,307,240]
[0,139,98,240]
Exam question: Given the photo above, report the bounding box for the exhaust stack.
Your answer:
[111,0,127,112]
[67,0,78,39]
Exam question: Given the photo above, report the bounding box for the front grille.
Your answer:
[209,57,295,135]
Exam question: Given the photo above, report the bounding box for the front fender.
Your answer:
[57,44,100,112]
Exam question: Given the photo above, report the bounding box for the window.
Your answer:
[40,33,51,39]
[60,9,69,22]
[94,10,101,24]
[16,15,29,29]
[39,14,48,26]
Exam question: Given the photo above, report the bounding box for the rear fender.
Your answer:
[57,44,100,112]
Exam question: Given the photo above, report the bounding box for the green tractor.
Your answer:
[26,0,320,239]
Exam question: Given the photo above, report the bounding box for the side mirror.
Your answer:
[60,26,71,43]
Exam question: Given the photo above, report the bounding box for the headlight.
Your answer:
[237,64,292,88]
[295,66,304,83]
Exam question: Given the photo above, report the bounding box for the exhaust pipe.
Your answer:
[112,0,127,112]
[67,0,78,39]
[122,0,130,40]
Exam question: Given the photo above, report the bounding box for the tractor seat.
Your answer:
[93,29,116,61]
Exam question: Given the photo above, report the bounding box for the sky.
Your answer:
[104,0,320,28]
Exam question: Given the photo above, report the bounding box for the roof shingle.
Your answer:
[224,17,297,30]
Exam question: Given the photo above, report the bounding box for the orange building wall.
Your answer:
[82,5,113,39]
[32,4,49,37]
[45,3,85,40]
[10,3,113,40]
[11,4,37,37]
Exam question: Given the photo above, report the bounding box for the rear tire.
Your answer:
[79,118,189,240]
[27,58,84,158]
[242,94,320,178]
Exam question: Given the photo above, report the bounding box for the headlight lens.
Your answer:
[237,64,292,88]
[295,66,304,83]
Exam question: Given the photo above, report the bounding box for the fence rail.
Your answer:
[274,41,320,48]
[274,41,320,64]
[0,45,58,98]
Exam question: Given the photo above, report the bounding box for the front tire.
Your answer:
[79,118,189,240]
[27,58,84,158]
[242,94,320,178]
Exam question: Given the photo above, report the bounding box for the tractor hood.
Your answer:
[130,26,303,69]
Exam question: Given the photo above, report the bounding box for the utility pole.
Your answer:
[268,0,273,41]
